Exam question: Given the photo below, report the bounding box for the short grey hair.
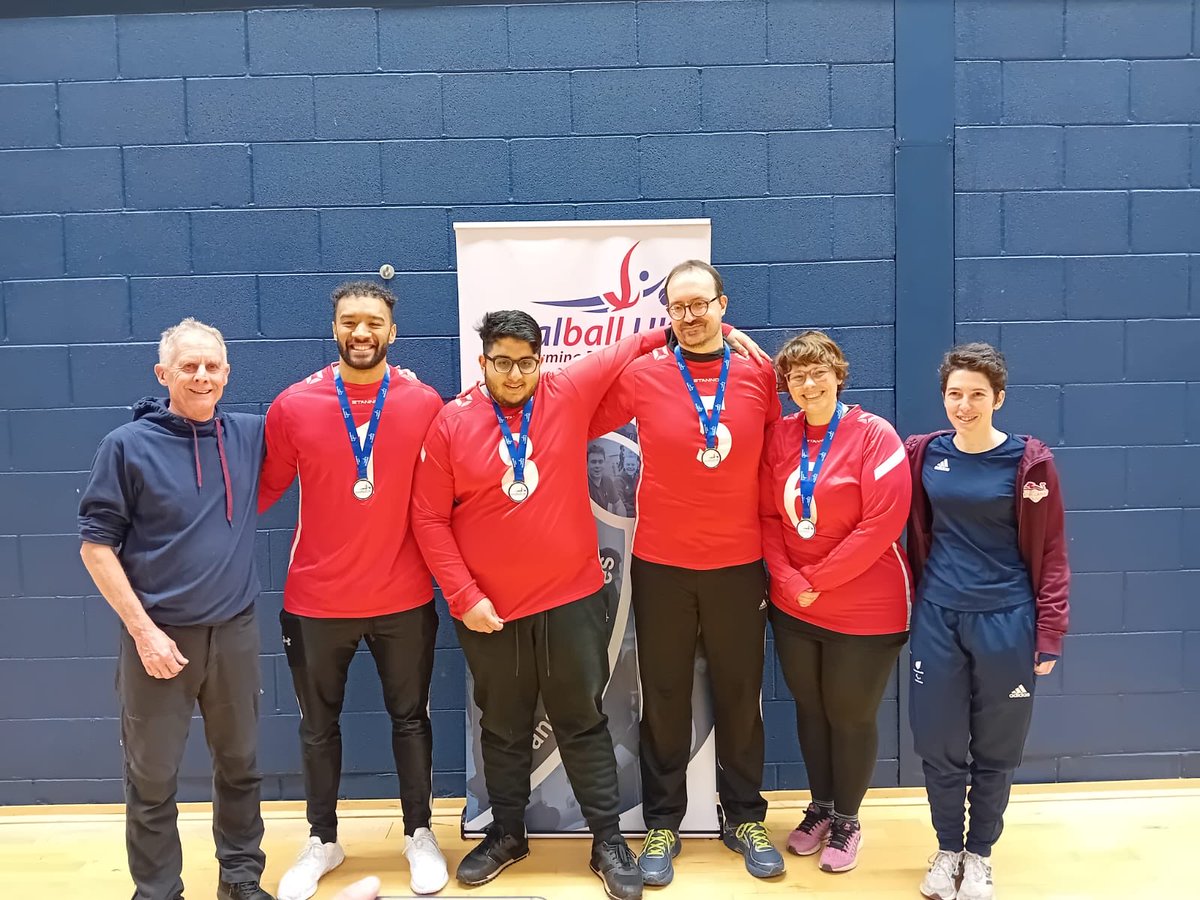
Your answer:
[158,318,227,367]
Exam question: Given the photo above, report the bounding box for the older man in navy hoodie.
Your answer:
[79,318,274,900]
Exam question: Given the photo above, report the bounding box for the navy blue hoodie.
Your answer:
[79,397,265,626]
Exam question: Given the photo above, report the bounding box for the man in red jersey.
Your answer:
[590,261,784,887]
[412,309,761,900]
[259,282,448,900]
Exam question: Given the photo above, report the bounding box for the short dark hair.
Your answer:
[331,280,397,319]
[774,330,850,395]
[939,342,1008,395]
[588,444,606,460]
[476,309,542,355]
[663,259,724,298]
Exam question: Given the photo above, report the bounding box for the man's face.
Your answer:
[479,336,540,408]
[334,294,397,370]
[588,450,606,480]
[154,331,229,422]
[622,454,639,476]
[667,269,727,352]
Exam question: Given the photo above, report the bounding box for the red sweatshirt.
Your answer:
[590,347,781,569]
[411,329,668,622]
[259,363,443,618]
[905,431,1071,656]
[760,406,913,634]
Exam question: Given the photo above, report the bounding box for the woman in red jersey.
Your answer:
[759,330,913,875]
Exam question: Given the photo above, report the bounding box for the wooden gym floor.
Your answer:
[2,781,1194,898]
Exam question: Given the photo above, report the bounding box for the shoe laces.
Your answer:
[826,818,859,851]
[481,821,519,853]
[226,884,262,899]
[962,851,992,883]
[928,849,961,880]
[641,828,676,858]
[796,803,832,834]
[599,839,636,868]
[734,821,774,853]
[408,829,440,855]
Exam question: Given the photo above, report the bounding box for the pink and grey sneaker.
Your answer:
[786,803,833,856]
[818,817,862,873]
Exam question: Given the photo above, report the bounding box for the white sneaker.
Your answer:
[405,826,450,895]
[920,849,962,900]
[958,851,994,900]
[277,836,345,900]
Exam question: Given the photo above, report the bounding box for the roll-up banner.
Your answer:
[453,219,720,837]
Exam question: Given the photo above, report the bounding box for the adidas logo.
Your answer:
[934,458,950,472]
[758,598,768,611]
[1009,684,1030,699]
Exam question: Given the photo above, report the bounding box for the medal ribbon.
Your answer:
[674,344,730,452]
[798,401,846,521]
[333,366,390,483]
[492,396,534,484]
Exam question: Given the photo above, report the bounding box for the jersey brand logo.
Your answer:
[913,659,924,685]
[1009,684,1030,699]
[933,458,950,472]
[1022,481,1048,502]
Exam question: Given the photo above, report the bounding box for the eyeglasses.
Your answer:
[665,297,719,320]
[485,354,541,375]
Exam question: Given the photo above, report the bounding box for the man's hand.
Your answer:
[727,328,770,364]
[796,590,820,608]
[333,876,382,900]
[1034,657,1057,675]
[464,598,505,633]
[134,625,189,679]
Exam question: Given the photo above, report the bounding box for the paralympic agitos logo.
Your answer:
[531,242,675,363]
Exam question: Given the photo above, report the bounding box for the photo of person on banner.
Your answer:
[590,260,785,887]
[411,308,765,899]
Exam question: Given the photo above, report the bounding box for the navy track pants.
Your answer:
[909,600,1037,856]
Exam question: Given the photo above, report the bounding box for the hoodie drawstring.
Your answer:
[215,419,234,526]
[188,419,234,526]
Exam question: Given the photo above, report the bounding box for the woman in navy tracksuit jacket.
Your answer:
[904,343,1069,900]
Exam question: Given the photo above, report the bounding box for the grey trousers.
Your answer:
[117,604,266,900]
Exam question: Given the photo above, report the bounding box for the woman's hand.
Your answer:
[796,590,820,607]
[1034,657,1056,675]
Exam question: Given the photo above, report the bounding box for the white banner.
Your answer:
[454,219,720,837]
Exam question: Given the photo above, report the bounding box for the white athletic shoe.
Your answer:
[276,836,345,900]
[405,826,450,895]
[920,849,962,900]
[957,851,995,900]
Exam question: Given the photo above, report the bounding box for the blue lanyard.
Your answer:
[492,397,534,483]
[333,367,390,481]
[674,345,730,450]
[799,402,846,519]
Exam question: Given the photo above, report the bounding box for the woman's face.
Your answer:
[785,361,841,419]
[943,368,1004,435]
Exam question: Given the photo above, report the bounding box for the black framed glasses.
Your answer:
[665,297,719,320]
[485,354,540,375]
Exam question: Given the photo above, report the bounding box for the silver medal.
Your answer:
[352,478,374,501]
[796,519,816,540]
[700,447,723,469]
[507,481,530,503]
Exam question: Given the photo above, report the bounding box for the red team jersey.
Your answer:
[259,363,444,618]
[411,330,669,622]
[759,406,913,635]
[590,348,782,569]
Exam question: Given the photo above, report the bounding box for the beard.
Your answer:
[337,338,388,371]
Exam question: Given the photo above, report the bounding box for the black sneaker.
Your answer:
[590,837,643,900]
[637,828,680,886]
[721,820,785,878]
[455,821,530,886]
[216,882,275,900]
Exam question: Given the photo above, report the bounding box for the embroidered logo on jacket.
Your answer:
[1022,481,1049,503]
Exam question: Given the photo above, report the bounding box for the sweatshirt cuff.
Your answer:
[1036,629,1064,658]
[447,584,487,620]
[781,571,813,602]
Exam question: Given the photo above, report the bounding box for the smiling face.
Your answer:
[785,361,842,423]
[154,330,229,422]
[666,268,727,353]
[943,368,1005,437]
[334,293,397,372]
[479,336,540,408]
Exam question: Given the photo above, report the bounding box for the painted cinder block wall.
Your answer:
[0,0,1195,804]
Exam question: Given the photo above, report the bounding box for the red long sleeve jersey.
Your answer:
[411,329,668,622]
[759,406,913,635]
[590,348,781,569]
[259,364,443,618]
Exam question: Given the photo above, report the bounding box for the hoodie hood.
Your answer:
[132,396,233,524]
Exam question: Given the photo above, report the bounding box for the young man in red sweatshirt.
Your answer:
[259,282,448,900]
[590,261,784,886]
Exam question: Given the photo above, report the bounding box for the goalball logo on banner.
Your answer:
[453,219,720,837]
